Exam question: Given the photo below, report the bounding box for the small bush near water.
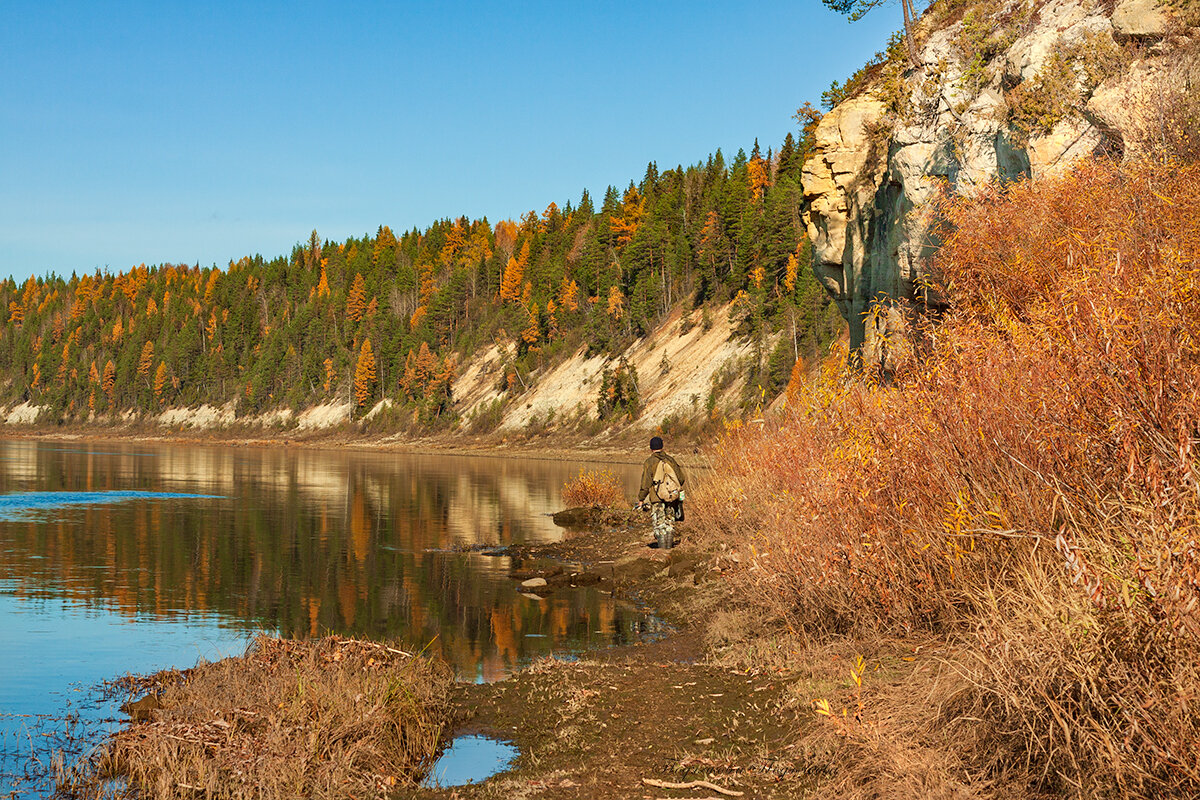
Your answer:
[693,160,1200,797]
[561,468,626,508]
[61,635,452,799]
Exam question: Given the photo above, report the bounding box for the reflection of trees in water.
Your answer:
[0,442,643,674]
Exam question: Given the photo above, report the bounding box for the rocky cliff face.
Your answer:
[803,0,1197,362]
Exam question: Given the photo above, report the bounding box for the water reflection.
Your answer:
[0,440,650,681]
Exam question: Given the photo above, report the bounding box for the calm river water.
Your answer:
[0,438,654,795]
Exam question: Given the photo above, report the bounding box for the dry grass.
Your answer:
[561,468,626,508]
[693,159,1200,797]
[62,635,453,799]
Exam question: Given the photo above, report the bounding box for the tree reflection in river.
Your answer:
[0,440,652,680]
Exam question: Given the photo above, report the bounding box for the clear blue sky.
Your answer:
[1,1,899,284]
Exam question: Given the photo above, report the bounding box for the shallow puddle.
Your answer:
[421,734,519,788]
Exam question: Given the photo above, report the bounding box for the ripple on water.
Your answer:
[0,490,222,522]
[421,734,519,788]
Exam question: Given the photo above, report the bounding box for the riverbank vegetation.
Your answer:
[694,156,1200,797]
[561,468,627,509]
[62,636,452,799]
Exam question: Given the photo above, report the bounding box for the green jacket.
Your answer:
[639,451,686,504]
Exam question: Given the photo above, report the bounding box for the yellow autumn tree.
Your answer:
[784,252,799,295]
[400,349,418,399]
[499,240,530,302]
[609,185,643,249]
[414,342,437,392]
[558,276,580,313]
[493,219,518,259]
[322,358,336,393]
[316,259,330,299]
[346,273,368,324]
[521,302,540,347]
[102,360,116,407]
[748,154,770,201]
[8,300,23,324]
[153,362,168,405]
[354,339,376,409]
[137,341,155,381]
[439,218,467,266]
[606,285,625,321]
[57,342,70,382]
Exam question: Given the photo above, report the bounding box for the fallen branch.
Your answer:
[642,777,743,796]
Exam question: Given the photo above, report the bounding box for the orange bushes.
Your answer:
[694,160,1200,795]
[561,468,626,508]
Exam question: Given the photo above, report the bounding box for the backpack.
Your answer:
[653,457,682,503]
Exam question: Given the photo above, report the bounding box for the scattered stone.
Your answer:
[521,577,548,589]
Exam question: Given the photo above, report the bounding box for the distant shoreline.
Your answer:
[0,424,713,470]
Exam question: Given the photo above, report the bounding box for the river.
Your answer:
[0,438,655,796]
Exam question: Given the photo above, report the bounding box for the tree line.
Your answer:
[0,123,841,428]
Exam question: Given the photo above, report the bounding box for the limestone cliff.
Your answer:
[803,0,1198,361]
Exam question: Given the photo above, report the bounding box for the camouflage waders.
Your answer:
[650,501,674,549]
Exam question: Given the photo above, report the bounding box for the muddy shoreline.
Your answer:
[399,508,815,800]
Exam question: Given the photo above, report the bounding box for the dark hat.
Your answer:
[650,436,663,451]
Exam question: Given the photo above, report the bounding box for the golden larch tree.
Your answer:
[414,342,437,392]
[493,219,518,259]
[609,185,643,249]
[606,285,625,321]
[102,360,116,407]
[499,240,530,302]
[57,342,70,382]
[346,273,368,324]
[354,339,376,409]
[322,358,336,393]
[153,362,168,405]
[522,302,540,347]
[400,349,418,399]
[316,259,330,299]
[137,341,155,381]
[558,276,580,313]
[748,154,770,201]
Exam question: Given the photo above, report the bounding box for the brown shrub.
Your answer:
[692,159,1200,796]
[561,468,626,508]
[71,635,452,799]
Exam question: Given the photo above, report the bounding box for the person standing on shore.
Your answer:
[638,436,686,549]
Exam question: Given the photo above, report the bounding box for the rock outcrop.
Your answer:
[802,0,1195,361]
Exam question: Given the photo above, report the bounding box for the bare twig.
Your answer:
[642,777,744,796]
